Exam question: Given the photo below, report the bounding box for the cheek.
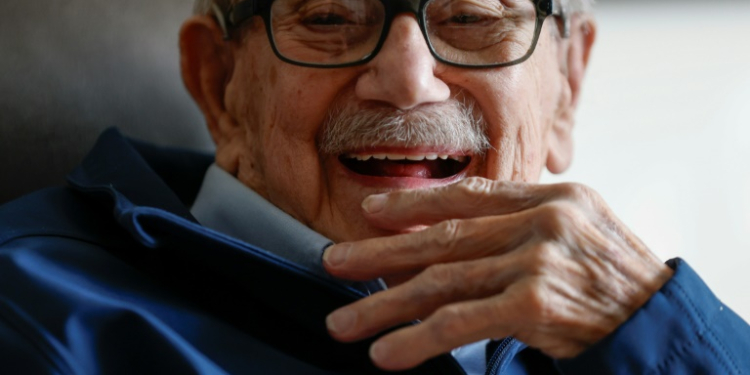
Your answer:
[460,59,558,181]
[227,46,364,223]
[263,137,322,215]
[251,86,328,223]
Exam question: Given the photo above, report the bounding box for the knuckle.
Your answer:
[519,278,557,325]
[457,177,494,194]
[557,183,593,203]
[430,219,465,255]
[535,202,583,239]
[524,243,560,275]
[431,305,472,342]
[414,263,469,303]
[421,263,460,291]
[556,182,602,210]
[523,281,546,311]
[455,177,496,204]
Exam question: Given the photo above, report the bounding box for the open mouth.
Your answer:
[339,153,471,179]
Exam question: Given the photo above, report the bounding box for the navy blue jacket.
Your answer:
[1,128,748,374]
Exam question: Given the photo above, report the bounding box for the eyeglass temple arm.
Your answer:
[550,0,571,38]
[211,1,260,40]
[211,3,230,39]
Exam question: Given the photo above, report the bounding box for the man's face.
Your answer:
[194,13,579,242]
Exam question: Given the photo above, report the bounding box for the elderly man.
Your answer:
[0,0,748,374]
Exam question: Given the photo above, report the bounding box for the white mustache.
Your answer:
[318,97,491,155]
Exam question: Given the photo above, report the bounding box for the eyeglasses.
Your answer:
[211,0,569,69]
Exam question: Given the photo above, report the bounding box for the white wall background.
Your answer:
[542,1,750,321]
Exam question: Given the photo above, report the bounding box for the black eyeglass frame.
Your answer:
[211,0,570,69]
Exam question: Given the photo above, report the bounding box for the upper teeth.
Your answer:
[345,154,467,162]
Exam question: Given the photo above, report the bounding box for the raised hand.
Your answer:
[323,177,674,371]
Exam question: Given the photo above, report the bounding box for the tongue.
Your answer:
[369,160,436,178]
[341,158,466,179]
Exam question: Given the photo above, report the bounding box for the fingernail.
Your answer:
[327,308,356,335]
[363,194,388,214]
[323,244,350,267]
[370,341,389,365]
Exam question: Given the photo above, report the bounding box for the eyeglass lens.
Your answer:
[269,0,538,66]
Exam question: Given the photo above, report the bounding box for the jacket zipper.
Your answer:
[484,337,516,375]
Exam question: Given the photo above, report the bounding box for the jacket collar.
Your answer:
[66,127,213,222]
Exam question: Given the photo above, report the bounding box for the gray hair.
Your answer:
[194,0,594,16]
[319,93,490,156]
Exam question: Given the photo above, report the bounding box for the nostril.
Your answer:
[354,63,450,109]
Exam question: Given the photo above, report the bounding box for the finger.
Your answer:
[324,213,533,280]
[367,295,516,371]
[368,282,598,370]
[326,255,521,342]
[363,179,601,231]
[361,178,549,230]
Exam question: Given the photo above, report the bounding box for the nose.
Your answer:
[355,15,451,110]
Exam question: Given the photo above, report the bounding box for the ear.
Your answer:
[546,16,597,174]
[180,15,244,173]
